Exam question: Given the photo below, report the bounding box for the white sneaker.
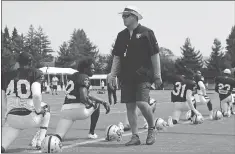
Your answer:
[167,116,174,127]
[142,123,148,129]
[35,139,42,150]
[228,110,231,117]
[29,130,40,148]
[118,122,124,133]
[209,111,213,120]
[88,133,98,139]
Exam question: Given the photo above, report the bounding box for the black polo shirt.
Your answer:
[113,24,160,83]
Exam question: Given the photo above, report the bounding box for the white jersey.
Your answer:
[2,68,43,114]
[6,97,35,113]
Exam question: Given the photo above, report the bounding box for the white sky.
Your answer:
[2,1,235,57]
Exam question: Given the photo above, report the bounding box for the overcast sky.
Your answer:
[2,1,234,57]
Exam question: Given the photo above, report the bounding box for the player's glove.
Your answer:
[84,99,96,109]
[35,105,50,117]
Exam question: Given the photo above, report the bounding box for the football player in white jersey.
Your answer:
[194,71,214,119]
[1,52,51,153]
[50,57,110,142]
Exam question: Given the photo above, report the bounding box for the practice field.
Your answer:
[1,90,235,153]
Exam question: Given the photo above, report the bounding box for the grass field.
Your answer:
[1,90,235,153]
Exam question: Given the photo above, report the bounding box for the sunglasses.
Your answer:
[122,14,132,18]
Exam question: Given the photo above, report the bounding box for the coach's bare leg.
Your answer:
[137,101,156,145]
[126,103,138,135]
[136,101,154,128]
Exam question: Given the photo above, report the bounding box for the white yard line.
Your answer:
[61,117,211,150]
[62,129,147,149]
[24,117,209,153]
[20,101,209,153]
[25,117,211,153]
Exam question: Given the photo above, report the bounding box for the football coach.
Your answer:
[108,6,162,146]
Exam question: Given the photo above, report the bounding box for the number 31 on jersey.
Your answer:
[172,82,186,98]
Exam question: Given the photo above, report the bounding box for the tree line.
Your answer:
[2,25,235,80]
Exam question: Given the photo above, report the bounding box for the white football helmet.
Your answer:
[105,124,123,142]
[41,135,62,153]
[192,114,204,124]
[155,118,167,131]
[213,110,223,120]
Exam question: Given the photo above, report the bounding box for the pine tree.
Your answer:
[94,54,107,74]
[25,25,53,67]
[55,41,72,67]
[1,27,16,72]
[11,27,24,54]
[69,29,98,58]
[178,38,203,71]
[56,28,99,68]
[35,26,53,56]
[159,47,175,82]
[24,24,36,54]
[225,26,235,67]
[3,26,11,50]
[35,26,54,65]
[103,43,115,74]
[206,38,224,72]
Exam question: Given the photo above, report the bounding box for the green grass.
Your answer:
[2,90,235,153]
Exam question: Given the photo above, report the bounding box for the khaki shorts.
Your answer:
[121,82,151,103]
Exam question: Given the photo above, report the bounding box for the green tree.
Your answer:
[24,25,36,54]
[178,38,203,71]
[225,26,235,67]
[206,38,224,72]
[56,29,99,68]
[11,27,24,54]
[69,29,98,58]
[55,41,72,67]
[94,54,107,74]
[35,26,54,65]
[24,25,53,68]
[159,47,175,82]
[103,43,115,74]
[1,27,16,72]
[35,26,53,55]
[3,26,11,50]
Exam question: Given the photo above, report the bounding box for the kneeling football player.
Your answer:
[167,63,202,126]
[215,69,235,117]
[1,52,51,153]
[51,57,110,142]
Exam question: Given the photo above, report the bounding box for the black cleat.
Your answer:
[102,101,110,114]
